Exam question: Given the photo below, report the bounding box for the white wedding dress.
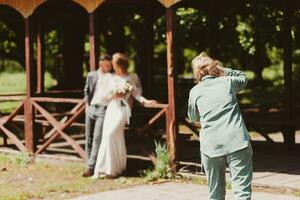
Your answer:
[93,73,146,177]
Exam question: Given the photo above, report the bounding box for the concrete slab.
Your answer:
[71,182,300,200]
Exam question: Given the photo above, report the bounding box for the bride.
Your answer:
[92,52,156,178]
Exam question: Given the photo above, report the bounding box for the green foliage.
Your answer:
[236,15,255,55]
[0,59,22,73]
[0,21,17,54]
[10,152,31,167]
[144,141,174,181]
[1,2,300,106]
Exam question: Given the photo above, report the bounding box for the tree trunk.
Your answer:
[135,8,154,97]
[61,22,85,90]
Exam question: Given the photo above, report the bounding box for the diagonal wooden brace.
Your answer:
[1,101,25,125]
[43,102,84,139]
[35,101,85,155]
[31,100,86,160]
[139,108,167,134]
[0,102,26,151]
[0,123,27,152]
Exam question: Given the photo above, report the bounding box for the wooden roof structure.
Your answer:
[0,0,297,165]
[0,0,182,17]
[0,0,181,164]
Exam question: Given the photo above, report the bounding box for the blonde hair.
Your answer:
[112,52,129,69]
[192,52,224,82]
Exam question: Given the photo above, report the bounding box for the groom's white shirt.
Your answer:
[90,69,112,106]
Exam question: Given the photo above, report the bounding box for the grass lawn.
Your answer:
[0,153,145,200]
[0,71,56,114]
[0,101,22,114]
[0,73,26,94]
[0,72,55,95]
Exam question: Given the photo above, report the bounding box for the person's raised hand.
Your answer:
[143,99,157,107]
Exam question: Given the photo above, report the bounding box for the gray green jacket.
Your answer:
[188,68,250,158]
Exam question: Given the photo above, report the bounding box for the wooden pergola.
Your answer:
[0,0,297,165]
[0,0,182,163]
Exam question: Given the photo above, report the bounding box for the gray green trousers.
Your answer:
[201,145,253,200]
[85,105,106,169]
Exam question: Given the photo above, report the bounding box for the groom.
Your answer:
[82,54,113,177]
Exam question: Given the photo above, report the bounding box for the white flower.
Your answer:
[111,77,134,95]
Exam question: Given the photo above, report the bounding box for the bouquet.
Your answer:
[111,77,134,95]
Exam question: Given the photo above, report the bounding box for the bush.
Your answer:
[144,141,174,181]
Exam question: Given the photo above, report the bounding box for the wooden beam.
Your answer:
[166,7,178,164]
[36,21,45,94]
[0,102,24,147]
[24,17,36,152]
[1,101,24,125]
[32,101,86,159]
[31,97,83,104]
[89,12,97,71]
[43,101,84,139]
[44,90,82,94]
[0,93,25,96]
[183,118,200,136]
[0,0,46,18]
[0,124,27,152]
[0,96,25,102]
[283,0,295,145]
[25,18,34,98]
[159,0,182,8]
[140,108,167,133]
[143,103,168,109]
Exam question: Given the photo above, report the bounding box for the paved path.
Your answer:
[71,182,300,200]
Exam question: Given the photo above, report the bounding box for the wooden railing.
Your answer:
[30,97,86,159]
[0,95,86,159]
[0,95,171,160]
[0,93,25,102]
[0,93,26,151]
[0,101,26,152]
[139,103,169,134]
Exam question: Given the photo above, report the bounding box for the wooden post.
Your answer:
[24,17,36,152]
[89,12,97,71]
[36,20,45,146]
[36,21,44,145]
[283,0,295,146]
[37,21,45,94]
[166,7,178,165]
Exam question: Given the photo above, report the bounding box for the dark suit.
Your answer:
[84,70,107,169]
[84,71,99,105]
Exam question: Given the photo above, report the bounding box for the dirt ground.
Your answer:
[0,153,146,200]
